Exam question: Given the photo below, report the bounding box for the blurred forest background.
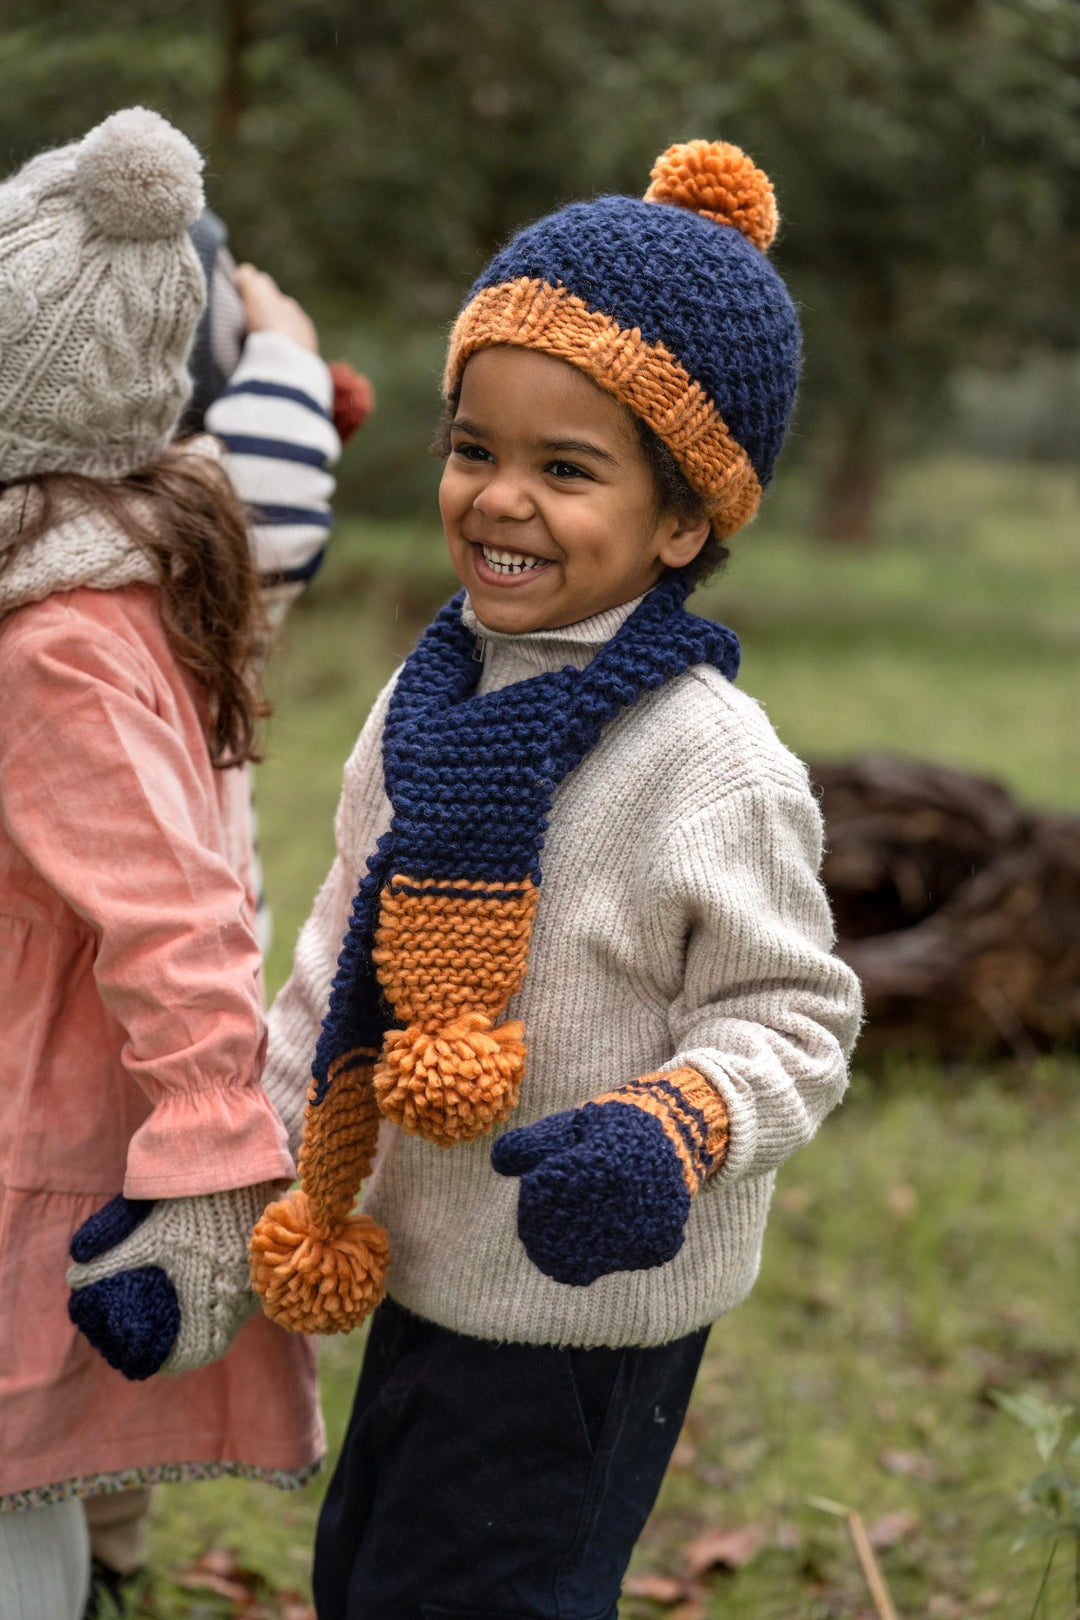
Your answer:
[5,4,1080,1617]
[2,0,1079,539]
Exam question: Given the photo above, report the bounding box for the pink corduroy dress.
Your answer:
[0,583,322,1506]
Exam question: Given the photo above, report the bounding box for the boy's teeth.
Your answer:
[480,544,546,575]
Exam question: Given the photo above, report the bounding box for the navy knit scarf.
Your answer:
[310,575,740,1105]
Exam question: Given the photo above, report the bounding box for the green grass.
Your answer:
[706,457,1080,813]
[623,1062,1080,1618]
[139,454,1080,1618]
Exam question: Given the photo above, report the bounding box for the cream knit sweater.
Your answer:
[265,595,863,1348]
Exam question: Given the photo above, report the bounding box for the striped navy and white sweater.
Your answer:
[208,329,341,626]
[208,329,342,949]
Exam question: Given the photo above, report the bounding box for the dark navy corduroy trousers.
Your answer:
[313,1296,709,1620]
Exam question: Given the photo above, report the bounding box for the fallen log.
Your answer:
[810,756,1080,1058]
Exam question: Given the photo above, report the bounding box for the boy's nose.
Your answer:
[472,473,534,522]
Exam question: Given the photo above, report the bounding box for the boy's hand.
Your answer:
[491,1070,729,1286]
[234,263,319,354]
[67,1183,280,1380]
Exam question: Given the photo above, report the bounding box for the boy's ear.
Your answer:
[656,515,712,572]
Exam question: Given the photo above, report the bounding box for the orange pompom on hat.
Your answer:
[445,139,799,540]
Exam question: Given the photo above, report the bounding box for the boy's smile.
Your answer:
[439,347,709,634]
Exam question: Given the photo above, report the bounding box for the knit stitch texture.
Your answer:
[0,107,206,481]
[444,141,801,539]
[265,596,864,1347]
[67,1183,279,1380]
[463,196,798,489]
[491,1101,693,1285]
[0,439,224,618]
[311,575,740,1105]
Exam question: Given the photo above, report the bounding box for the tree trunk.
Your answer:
[814,401,886,544]
[217,0,253,148]
[810,755,1080,1060]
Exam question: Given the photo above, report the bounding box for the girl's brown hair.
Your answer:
[0,446,269,768]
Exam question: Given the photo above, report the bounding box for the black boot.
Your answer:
[83,1556,141,1619]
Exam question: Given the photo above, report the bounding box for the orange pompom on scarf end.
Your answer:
[249,1052,389,1334]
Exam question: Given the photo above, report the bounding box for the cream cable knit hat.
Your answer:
[0,107,207,482]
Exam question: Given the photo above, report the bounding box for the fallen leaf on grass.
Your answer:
[683,1522,768,1575]
[174,1562,253,1604]
[888,1182,918,1217]
[623,1573,712,1609]
[868,1509,920,1549]
[172,1546,289,1614]
[878,1445,938,1480]
[191,1547,239,1576]
[624,1573,688,1603]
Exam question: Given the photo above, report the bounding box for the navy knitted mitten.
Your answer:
[68,1183,280,1381]
[490,1069,730,1287]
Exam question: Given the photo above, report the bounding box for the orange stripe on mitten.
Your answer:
[595,1066,730,1194]
[491,1068,729,1287]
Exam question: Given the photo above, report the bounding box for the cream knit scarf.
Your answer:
[0,437,225,618]
[0,483,156,619]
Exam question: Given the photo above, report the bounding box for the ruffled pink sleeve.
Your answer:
[0,590,293,1197]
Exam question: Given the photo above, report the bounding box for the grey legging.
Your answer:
[0,1498,90,1620]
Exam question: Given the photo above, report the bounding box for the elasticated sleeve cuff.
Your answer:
[123,1082,294,1199]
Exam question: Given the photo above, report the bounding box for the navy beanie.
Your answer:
[444,140,801,538]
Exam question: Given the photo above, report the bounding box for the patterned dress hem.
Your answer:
[0,1456,324,1512]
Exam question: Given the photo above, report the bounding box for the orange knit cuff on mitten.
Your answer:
[595,1067,730,1196]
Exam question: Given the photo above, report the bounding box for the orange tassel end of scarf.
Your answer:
[249,1188,389,1334]
[250,1050,386,1333]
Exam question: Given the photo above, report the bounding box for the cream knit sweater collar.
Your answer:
[461,594,644,693]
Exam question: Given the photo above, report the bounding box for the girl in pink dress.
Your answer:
[0,109,323,1619]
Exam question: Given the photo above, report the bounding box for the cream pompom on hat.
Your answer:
[0,107,207,482]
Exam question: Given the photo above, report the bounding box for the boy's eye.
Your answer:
[452,441,492,463]
[547,459,590,481]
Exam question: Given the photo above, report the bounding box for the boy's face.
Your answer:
[439,347,709,633]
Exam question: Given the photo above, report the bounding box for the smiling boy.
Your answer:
[442,345,710,630]
[256,140,863,1620]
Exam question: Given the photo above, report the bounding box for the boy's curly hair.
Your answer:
[630,416,728,588]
